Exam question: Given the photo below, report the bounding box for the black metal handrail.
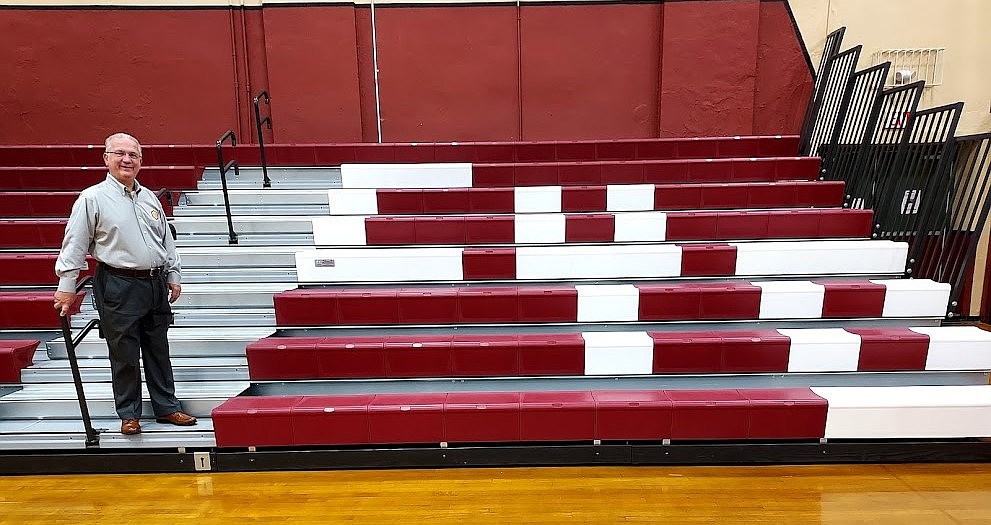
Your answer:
[155,188,178,240]
[799,27,846,155]
[803,26,991,319]
[253,90,273,189]
[215,130,240,245]
[59,275,99,447]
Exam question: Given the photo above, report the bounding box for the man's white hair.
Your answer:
[104,132,142,155]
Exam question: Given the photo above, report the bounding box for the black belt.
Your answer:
[100,263,165,279]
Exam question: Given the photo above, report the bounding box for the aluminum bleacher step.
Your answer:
[177,245,303,267]
[182,189,332,206]
[172,215,314,235]
[176,234,314,246]
[174,205,330,217]
[0,381,248,419]
[200,166,341,184]
[46,327,274,358]
[167,282,295,308]
[0,418,217,450]
[182,267,297,283]
[20,357,248,383]
[71,307,276,328]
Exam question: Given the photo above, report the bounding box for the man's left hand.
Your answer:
[168,283,181,303]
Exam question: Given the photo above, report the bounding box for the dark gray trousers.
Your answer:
[93,267,181,420]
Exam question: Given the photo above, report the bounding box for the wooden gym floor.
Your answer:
[1,463,990,523]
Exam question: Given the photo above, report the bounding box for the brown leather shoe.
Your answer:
[156,411,197,426]
[121,419,141,435]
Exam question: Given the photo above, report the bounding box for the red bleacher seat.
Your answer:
[211,387,833,448]
[0,253,95,286]
[0,340,40,383]
[0,292,84,329]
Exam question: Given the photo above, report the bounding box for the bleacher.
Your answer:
[5,131,991,467]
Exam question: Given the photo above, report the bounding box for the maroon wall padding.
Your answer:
[0,254,95,286]
[754,1,814,135]
[817,280,887,318]
[0,10,238,145]
[245,337,322,380]
[292,395,375,446]
[1,5,810,143]
[367,393,447,444]
[521,3,660,140]
[593,390,674,440]
[846,327,931,371]
[679,244,737,277]
[211,388,831,447]
[473,157,819,188]
[742,388,828,439]
[651,330,789,374]
[374,6,521,142]
[0,167,200,192]
[446,392,522,443]
[668,389,750,440]
[659,0,760,137]
[0,220,68,249]
[520,391,596,441]
[262,6,363,143]
[0,340,40,383]
[0,292,84,329]
[212,396,303,448]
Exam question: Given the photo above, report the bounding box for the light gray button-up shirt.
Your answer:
[55,174,181,293]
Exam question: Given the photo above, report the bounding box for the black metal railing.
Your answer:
[253,90,273,188]
[804,27,989,318]
[215,130,240,245]
[799,27,846,156]
[805,45,861,158]
[59,276,99,447]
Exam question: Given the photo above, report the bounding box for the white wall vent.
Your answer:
[871,48,945,88]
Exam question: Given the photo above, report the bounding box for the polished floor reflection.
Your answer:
[1,463,990,524]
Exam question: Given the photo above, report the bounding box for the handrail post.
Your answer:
[60,276,99,447]
[253,90,273,189]
[215,130,240,245]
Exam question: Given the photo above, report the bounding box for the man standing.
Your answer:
[53,132,196,436]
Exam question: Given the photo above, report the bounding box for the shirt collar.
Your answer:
[104,173,142,195]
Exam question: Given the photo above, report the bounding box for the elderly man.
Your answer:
[53,132,196,436]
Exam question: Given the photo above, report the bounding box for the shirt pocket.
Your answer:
[136,200,168,240]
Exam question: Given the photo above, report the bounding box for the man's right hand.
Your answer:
[53,291,77,317]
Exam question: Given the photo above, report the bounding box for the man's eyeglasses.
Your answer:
[106,151,142,160]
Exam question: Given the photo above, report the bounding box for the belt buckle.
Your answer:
[148,267,160,277]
